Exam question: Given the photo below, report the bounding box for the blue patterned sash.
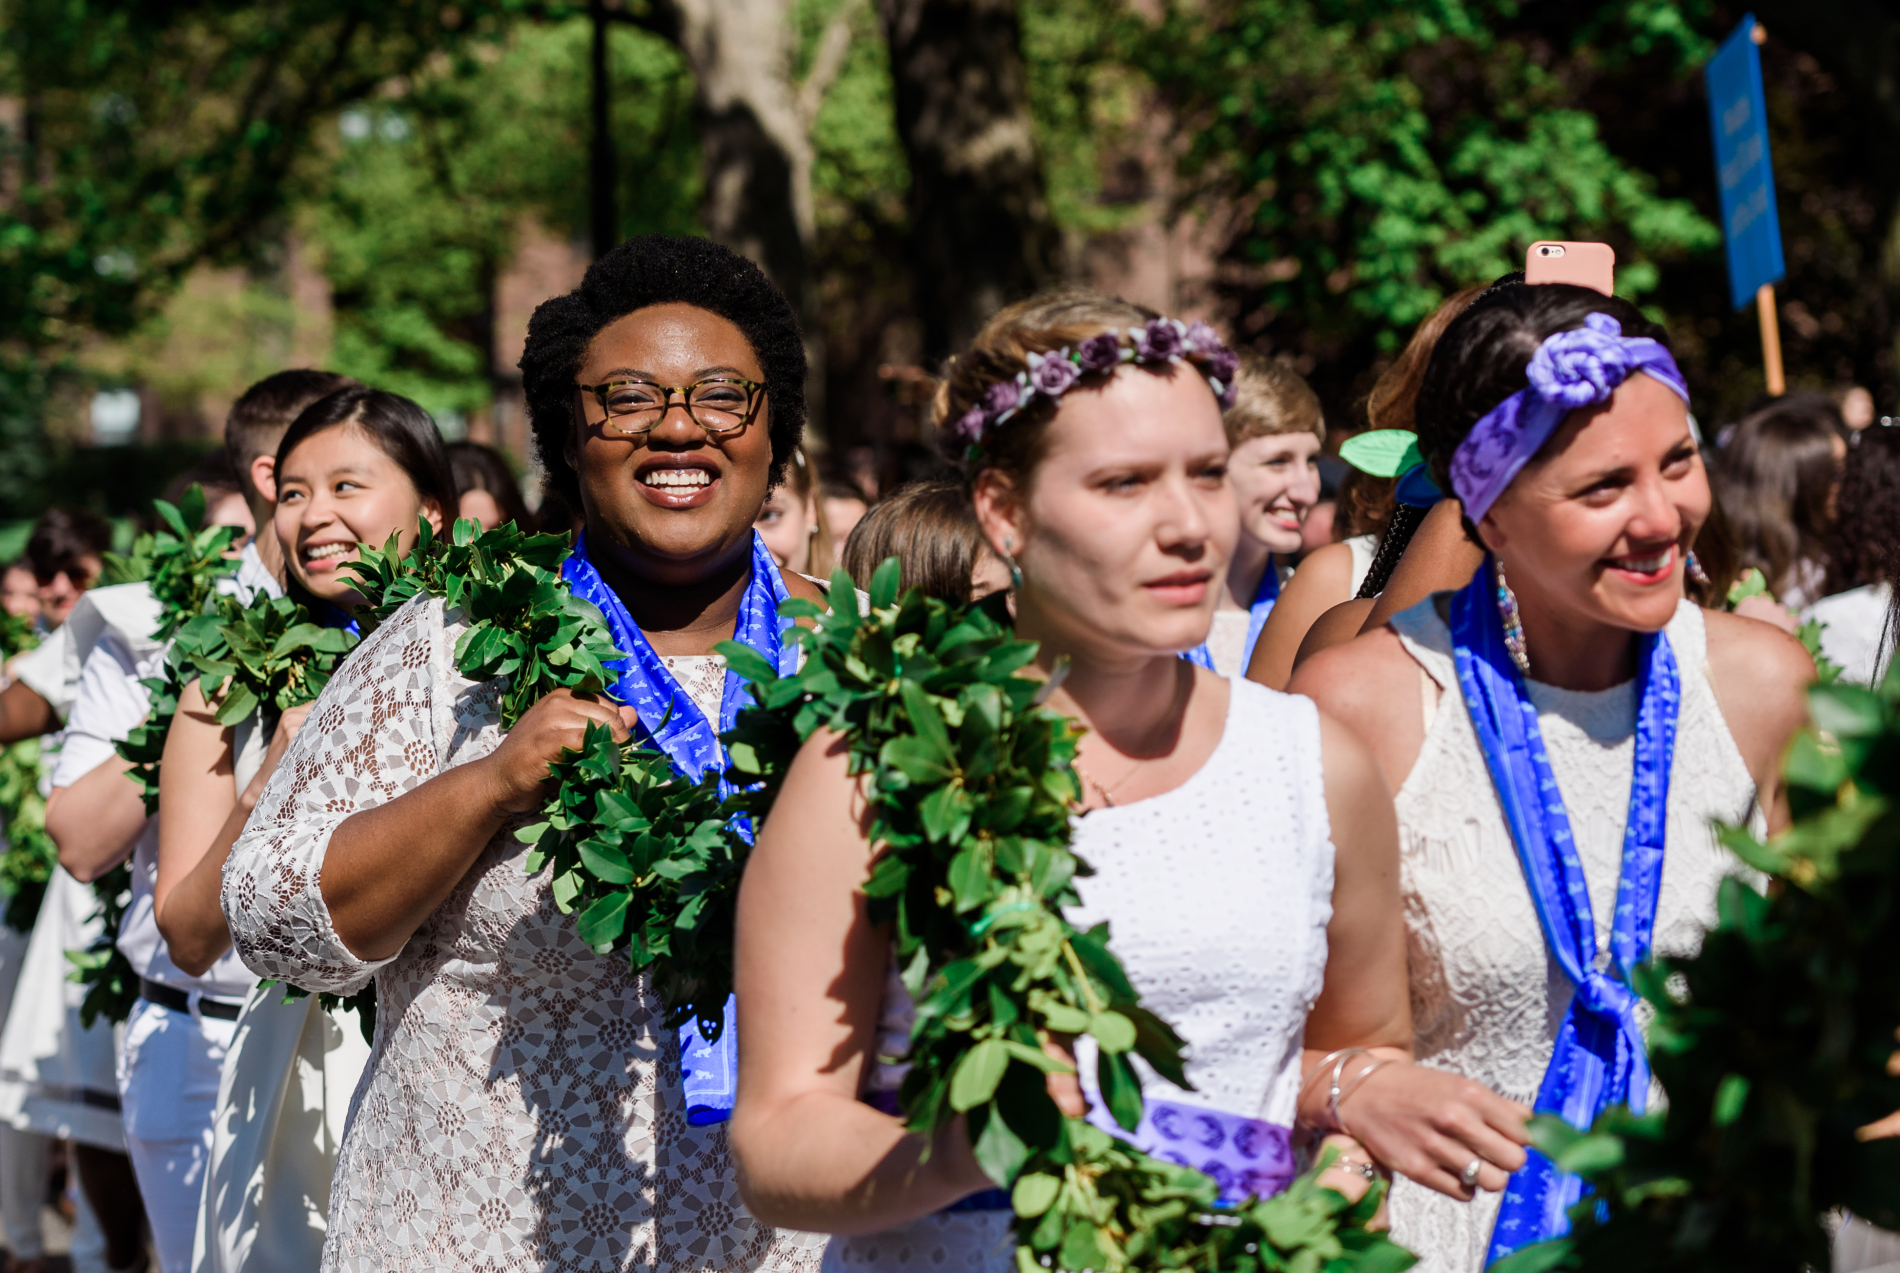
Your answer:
[561,530,797,1125]
[1446,563,1679,1265]
[1185,558,1279,672]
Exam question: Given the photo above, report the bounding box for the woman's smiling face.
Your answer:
[567,303,777,585]
[274,422,443,609]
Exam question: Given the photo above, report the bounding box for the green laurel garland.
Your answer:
[1490,672,1900,1273]
[70,486,239,1026]
[0,611,52,933]
[356,522,1408,1272]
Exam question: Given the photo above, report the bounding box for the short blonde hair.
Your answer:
[1224,354,1323,447]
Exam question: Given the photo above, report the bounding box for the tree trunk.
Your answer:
[590,0,618,260]
[878,0,1059,362]
[643,0,815,311]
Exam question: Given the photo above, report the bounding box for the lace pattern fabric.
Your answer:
[1382,598,1762,1273]
[832,679,1336,1272]
[223,595,825,1273]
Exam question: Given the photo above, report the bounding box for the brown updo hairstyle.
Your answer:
[934,288,1160,485]
[841,480,992,603]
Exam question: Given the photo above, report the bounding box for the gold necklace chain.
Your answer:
[1070,661,1191,810]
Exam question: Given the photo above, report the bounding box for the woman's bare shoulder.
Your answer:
[1285,541,1355,595]
[1288,623,1419,712]
[1702,605,1814,743]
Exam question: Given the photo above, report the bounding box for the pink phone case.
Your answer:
[1525,241,1615,295]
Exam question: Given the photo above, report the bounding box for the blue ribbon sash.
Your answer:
[561,529,798,1125]
[1446,562,1679,1265]
[1185,557,1279,672]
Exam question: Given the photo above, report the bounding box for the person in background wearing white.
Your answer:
[1802,424,1900,686]
[42,371,354,1273]
[1188,355,1323,676]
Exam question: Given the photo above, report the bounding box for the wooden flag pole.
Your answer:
[1757,282,1786,396]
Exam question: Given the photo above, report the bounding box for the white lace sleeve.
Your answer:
[222,595,447,993]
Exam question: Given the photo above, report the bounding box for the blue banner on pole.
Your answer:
[1705,15,1784,311]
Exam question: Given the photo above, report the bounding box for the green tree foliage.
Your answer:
[300,17,700,418]
[1134,1,1720,358]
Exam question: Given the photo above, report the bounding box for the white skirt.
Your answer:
[0,868,123,1150]
[190,982,371,1273]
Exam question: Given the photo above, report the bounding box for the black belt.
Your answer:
[139,979,243,1021]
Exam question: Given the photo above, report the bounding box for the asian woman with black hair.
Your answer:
[222,235,830,1272]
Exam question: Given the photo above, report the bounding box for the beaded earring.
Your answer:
[1003,538,1024,591]
[1495,557,1530,677]
[1686,549,1711,589]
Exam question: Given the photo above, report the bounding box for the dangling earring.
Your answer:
[1686,549,1711,588]
[1002,537,1024,591]
[1495,557,1530,677]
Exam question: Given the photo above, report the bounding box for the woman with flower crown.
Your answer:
[1289,283,1813,1272]
[728,290,1541,1273]
[221,235,830,1273]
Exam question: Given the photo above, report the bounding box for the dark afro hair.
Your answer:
[518,234,807,508]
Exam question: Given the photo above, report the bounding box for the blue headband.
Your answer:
[1450,313,1688,522]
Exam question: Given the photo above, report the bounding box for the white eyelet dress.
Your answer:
[825,677,1336,1273]
[1382,597,1763,1273]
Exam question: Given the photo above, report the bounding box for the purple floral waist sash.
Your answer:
[1086,1095,1296,1206]
[865,1089,1295,1211]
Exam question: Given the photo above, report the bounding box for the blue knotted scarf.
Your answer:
[1446,562,1680,1266]
[562,529,798,1125]
[1185,558,1279,672]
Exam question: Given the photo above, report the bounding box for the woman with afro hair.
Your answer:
[222,235,832,1272]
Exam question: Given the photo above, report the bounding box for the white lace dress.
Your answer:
[222,594,827,1273]
[826,678,1336,1273]
[1384,597,1762,1273]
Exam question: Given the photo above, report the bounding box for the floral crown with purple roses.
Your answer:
[952,316,1242,450]
[1449,312,1688,522]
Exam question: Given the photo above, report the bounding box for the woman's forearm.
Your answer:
[0,680,56,746]
[157,795,251,976]
[49,756,147,882]
[317,755,516,961]
[734,1095,993,1233]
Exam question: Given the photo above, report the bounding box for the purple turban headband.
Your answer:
[1449,313,1689,522]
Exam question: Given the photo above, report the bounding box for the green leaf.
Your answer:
[970,1102,1030,1187]
[577,840,636,885]
[1097,1047,1142,1131]
[1338,429,1422,477]
[576,891,631,948]
[1712,1073,1750,1127]
[1811,685,1885,740]
[1088,1010,1136,1053]
[869,557,903,612]
[1010,1172,1061,1218]
[1487,1240,1576,1273]
[949,1038,1010,1111]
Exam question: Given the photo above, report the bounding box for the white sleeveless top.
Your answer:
[1383,597,1761,1273]
[828,678,1335,1273]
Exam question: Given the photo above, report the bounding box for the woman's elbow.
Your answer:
[54,840,111,883]
[155,906,225,978]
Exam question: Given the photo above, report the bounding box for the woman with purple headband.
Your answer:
[1291,284,1813,1272]
[728,289,1532,1273]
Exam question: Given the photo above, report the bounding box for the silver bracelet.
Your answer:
[1333,1057,1394,1138]
[1327,1049,1369,1133]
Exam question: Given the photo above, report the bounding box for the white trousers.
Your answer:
[119,1000,235,1273]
